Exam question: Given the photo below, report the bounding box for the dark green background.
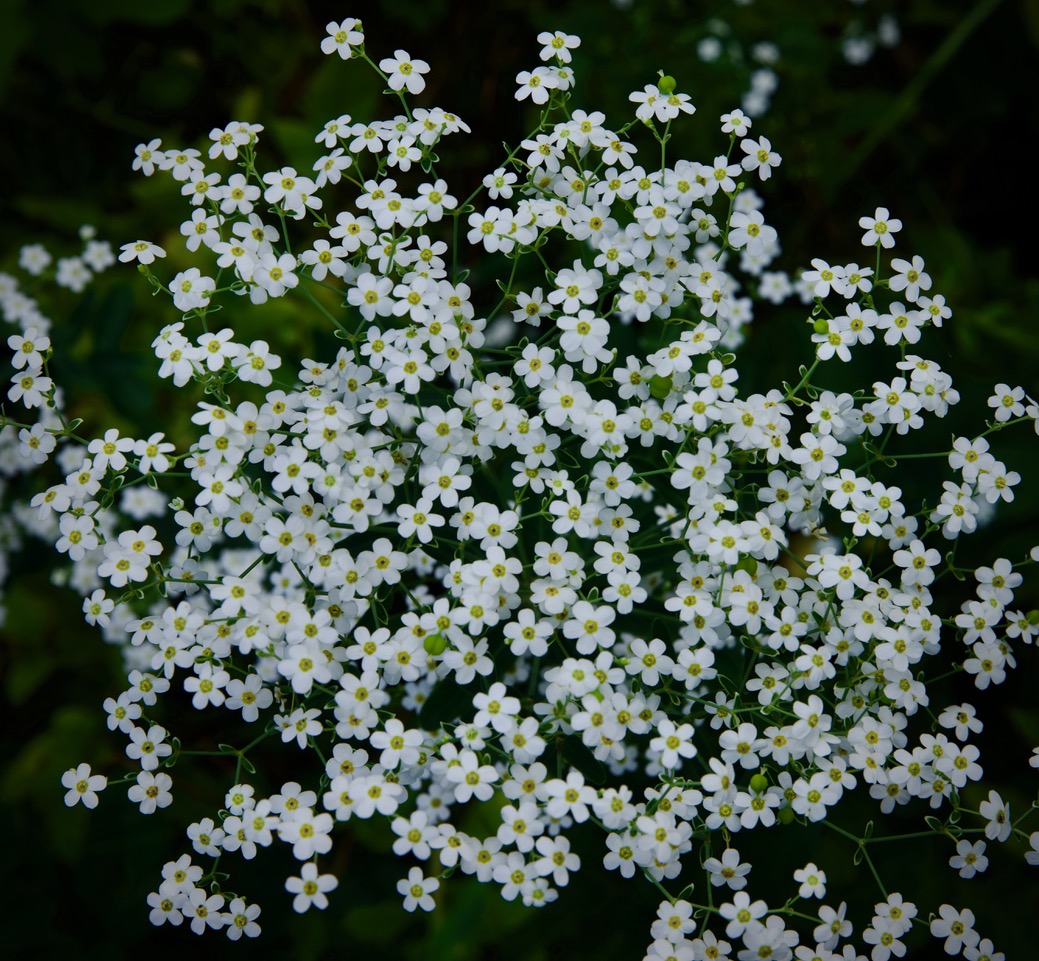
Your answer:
[2,1,1038,958]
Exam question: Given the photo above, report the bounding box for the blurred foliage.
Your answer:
[2,0,1038,957]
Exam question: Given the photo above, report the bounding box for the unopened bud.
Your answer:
[657,73,677,95]
[735,555,758,577]
[423,633,448,656]
[649,374,673,399]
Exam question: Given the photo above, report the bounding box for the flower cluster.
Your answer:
[0,227,117,622]
[5,15,1035,959]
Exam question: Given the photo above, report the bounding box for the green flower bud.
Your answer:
[812,318,829,335]
[777,805,795,825]
[657,73,677,95]
[735,555,758,577]
[1027,610,1039,626]
[423,633,448,656]
[649,374,673,399]
[749,773,769,794]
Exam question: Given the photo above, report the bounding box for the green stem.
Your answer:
[298,281,351,338]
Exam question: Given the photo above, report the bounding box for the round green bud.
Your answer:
[657,74,677,95]
[423,633,448,656]
[749,774,769,794]
[1027,610,1039,626]
[649,374,673,399]
[735,555,758,577]
[777,805,795,825]
[812,318,829,335]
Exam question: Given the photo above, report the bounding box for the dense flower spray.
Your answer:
[2,15,1036,958]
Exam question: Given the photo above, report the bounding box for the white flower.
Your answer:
[858,206,902,248]
[321,18,363,58]
[61,763,107,809]
[397,867,438,912]
[930,905,980,955]
[119,240,166,264]
[949,839,988,878]
[704,848,751,891]
[127,771,173,814]
[286,863,338,913]
[170,267,215,312]
[379,49,430,95]
[978,790,1012,842]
